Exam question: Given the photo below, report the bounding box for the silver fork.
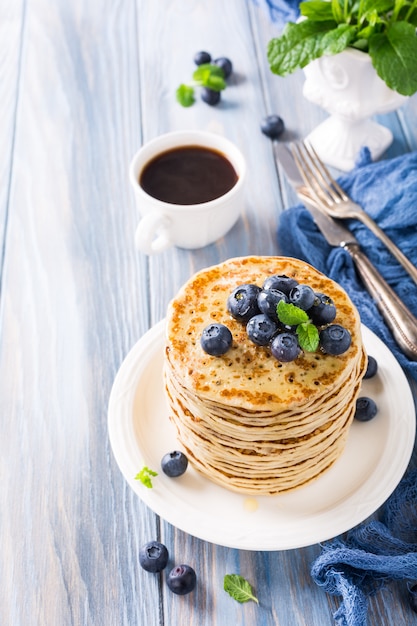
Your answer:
[290,141,417,286]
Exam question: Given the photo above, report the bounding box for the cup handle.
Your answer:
[134,212,172,255]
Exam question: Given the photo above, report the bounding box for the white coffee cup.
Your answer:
[129,130,246,255]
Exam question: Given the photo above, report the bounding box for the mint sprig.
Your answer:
[135,465,158,488]
[224,574,259,604]
[276,300,319,353]
[267,0,417,96]
[176,63,226,107]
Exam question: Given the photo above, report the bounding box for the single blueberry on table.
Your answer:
[227,284,261,322]
[271,332,300,362]
[139,541,169,573]
[246,313,278,346]
[263,274,298,295]
[307,293,337,325]
[161,451,188,477]
[354,397,378,421]
[289,284,316,311]
[213,56,233,78]
[257,288,288,323]
[167,564,197,595]
[319,324,351,355]
[201,87,221,106]
[363,355,378,379]
[260,114,285,140]
[193,50,211,65]
[200,323,232,356]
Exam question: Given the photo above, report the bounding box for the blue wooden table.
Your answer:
[2,1,417,624]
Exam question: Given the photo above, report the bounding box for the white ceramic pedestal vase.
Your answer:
[303,48,408,171]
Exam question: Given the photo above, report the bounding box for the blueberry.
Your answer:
[194,50,212,66]
[213,56,233,79]
[161,451,188,477]
[246,313,278,346]
[363,355,378,379]
[167,564,197,595]
[271,332,300,362]
[354,397,378,421]
[307,293,337,325]
[320,324,351,355]
[139,541,169,573]
[261,114,285,140]
[289,284,316,310]
[257,288,288,323]
[263,274,298,296]
[200,323,232,356]
[227,284,261,322]
[201,87,221,106]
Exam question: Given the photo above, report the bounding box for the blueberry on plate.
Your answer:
[246,313,278,346]
[363,355,378,379]
[200,323,232,356]
[139,541,169,573]
[213,56,233,78]
[167,564,197,595]
[260,114,285,140]
[194,50,211,65]
[307,293,337,325]
[257,288,288,323]
[354,397,378,421]
[289,284,316,311]
[161,451,188,477]
[227,284,261,322]
[271,332,300,362]
[319,324,351,355]
[201,87,221,106]
[262,274,298,295]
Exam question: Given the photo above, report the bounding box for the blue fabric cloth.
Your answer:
[255,0,301,28]
[277,149,417,381]
[310,469,417,626]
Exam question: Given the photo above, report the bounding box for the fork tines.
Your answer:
[290,141,348,207]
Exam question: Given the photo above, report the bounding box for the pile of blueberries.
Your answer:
[200,274,351,361]
[194,50,233,106]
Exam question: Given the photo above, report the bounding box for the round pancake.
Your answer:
[165,256,363,412]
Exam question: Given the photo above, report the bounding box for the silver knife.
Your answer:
[275,142,417,361]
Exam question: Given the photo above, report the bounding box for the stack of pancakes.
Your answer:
[164,256,367,495]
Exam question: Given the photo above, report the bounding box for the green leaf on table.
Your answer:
[176,84,195,107]
[297,322,320,352]
[223,574,259,604]
[276,300,309,326]
[193,64,226,91]
[369,22,417,96]
[135,465,158,488]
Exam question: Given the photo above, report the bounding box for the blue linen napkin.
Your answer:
[278,149,417,625]
[277,148,417,382]
[255,0,301,28]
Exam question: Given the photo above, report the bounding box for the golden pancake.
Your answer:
[164,256,367,495]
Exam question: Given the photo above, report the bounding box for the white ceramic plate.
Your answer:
[108,320,415,550]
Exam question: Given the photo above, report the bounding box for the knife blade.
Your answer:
[275,142,417,360]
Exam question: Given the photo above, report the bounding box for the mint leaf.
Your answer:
[135,465,158,488]
[369,22,417,95]
[267,20,338,76]
[300,0,334,21]
[297,322,320,352]
[176,84,195,107]
[277,300,309,326]
[321,24,358,55]
[193,64,226,91]
[223,574,259,604]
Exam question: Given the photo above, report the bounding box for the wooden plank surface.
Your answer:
[1,1,416,625]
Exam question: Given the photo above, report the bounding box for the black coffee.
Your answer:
[139,145,238,205]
